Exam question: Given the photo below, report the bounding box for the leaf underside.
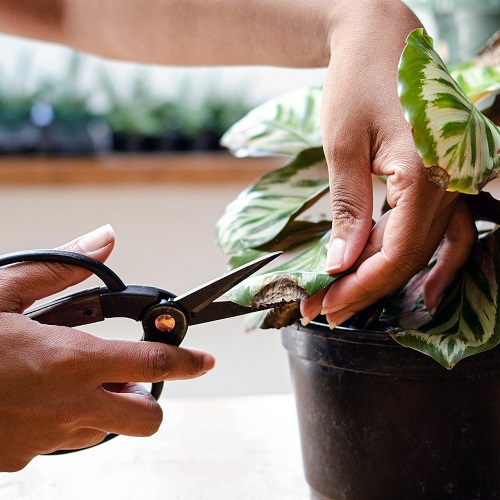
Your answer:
[383,228,500,369]
[221,85,323,158]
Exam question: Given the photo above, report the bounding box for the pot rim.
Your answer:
[283,321,500,376]
[307,319,396,345]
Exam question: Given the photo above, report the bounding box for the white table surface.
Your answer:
[0,394,310,499]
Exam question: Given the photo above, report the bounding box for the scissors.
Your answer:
[0,249,281,453]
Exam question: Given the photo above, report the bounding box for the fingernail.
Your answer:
[202,353,216,372]
[326,238,346,272]
[328,321,337,330]
[79,224,115,253]
[301,316,311,327]
[300,304,323,325]
[430,293,444,316]
[321,306,341,315]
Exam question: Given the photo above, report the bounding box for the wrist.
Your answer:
[325,0,422,62]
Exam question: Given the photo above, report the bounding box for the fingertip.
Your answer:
[300,316,311,327]
[423,277,445,316]
[202,352,216,372]
[299,298,309,318]
[326,216,373,275]
[300,289,326,321]
[75,224,115,255]
[64,224,116,265]
[186,347,216,374]
[429,294,444,317]
[326,151,374,273]
[326,237,346,273]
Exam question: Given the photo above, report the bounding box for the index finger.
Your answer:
[320,192,454,327]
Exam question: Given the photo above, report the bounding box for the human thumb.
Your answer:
[321,60,375,276]
[326,157,374,275]
[0,224,115,313]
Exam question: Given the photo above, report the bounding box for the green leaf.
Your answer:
[225,232,334,309]
[255,218,332,252]
[220,85,322,157]
[226,217,331,270]
[384,228,500,369]
[215,147,328,254]
[226,233,336,314]
[398,28,500,193]
[224,221,333,330]
[227,249,269,271]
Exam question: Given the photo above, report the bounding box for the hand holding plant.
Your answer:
[217,27,500,368]
[305,1,479,328]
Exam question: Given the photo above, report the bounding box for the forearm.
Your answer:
[0,0,419,68]
[67,0,336,66]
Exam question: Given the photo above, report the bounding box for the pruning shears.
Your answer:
[0,249,281,453]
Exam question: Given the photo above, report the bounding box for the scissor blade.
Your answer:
[174,251,281,317]
[188,301,273,325]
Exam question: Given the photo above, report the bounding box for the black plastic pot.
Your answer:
[282,322,500,500]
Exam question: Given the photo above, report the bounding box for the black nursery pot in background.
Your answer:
[282,323,500,500]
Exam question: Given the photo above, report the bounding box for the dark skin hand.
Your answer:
[0,225,215,471]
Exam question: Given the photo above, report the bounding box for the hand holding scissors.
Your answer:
[0,248,280,454]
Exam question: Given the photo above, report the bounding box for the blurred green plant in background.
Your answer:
[0,51,253,154]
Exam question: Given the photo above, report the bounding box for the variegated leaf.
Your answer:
[225,218,332,271]
[384,228,500,369]
[255,218,332,252]
[225,224,332,330]
[221,85,322,158]
[215,147,328,254]
[398,28,500,193]
[225,232,334,309]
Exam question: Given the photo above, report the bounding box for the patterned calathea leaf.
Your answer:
[383,228,500,369]
[220,85,322,158]
[254,218,332,252]
[224,233,336,329]
[398,28,500,193]
[216,147,328,254]
[226,219,331,269]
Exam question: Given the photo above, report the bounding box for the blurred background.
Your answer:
[2,1,499,157]
[0,1,498,399]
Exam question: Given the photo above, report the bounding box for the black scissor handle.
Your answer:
[26,288,105,327]
[0,249,127,291]
[0,250,165,454]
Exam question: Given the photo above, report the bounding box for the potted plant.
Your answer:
[100,69,253,152]
[215,29,500,499]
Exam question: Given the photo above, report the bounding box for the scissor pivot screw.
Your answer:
[143,303,187,345]
[155,314,176,332]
